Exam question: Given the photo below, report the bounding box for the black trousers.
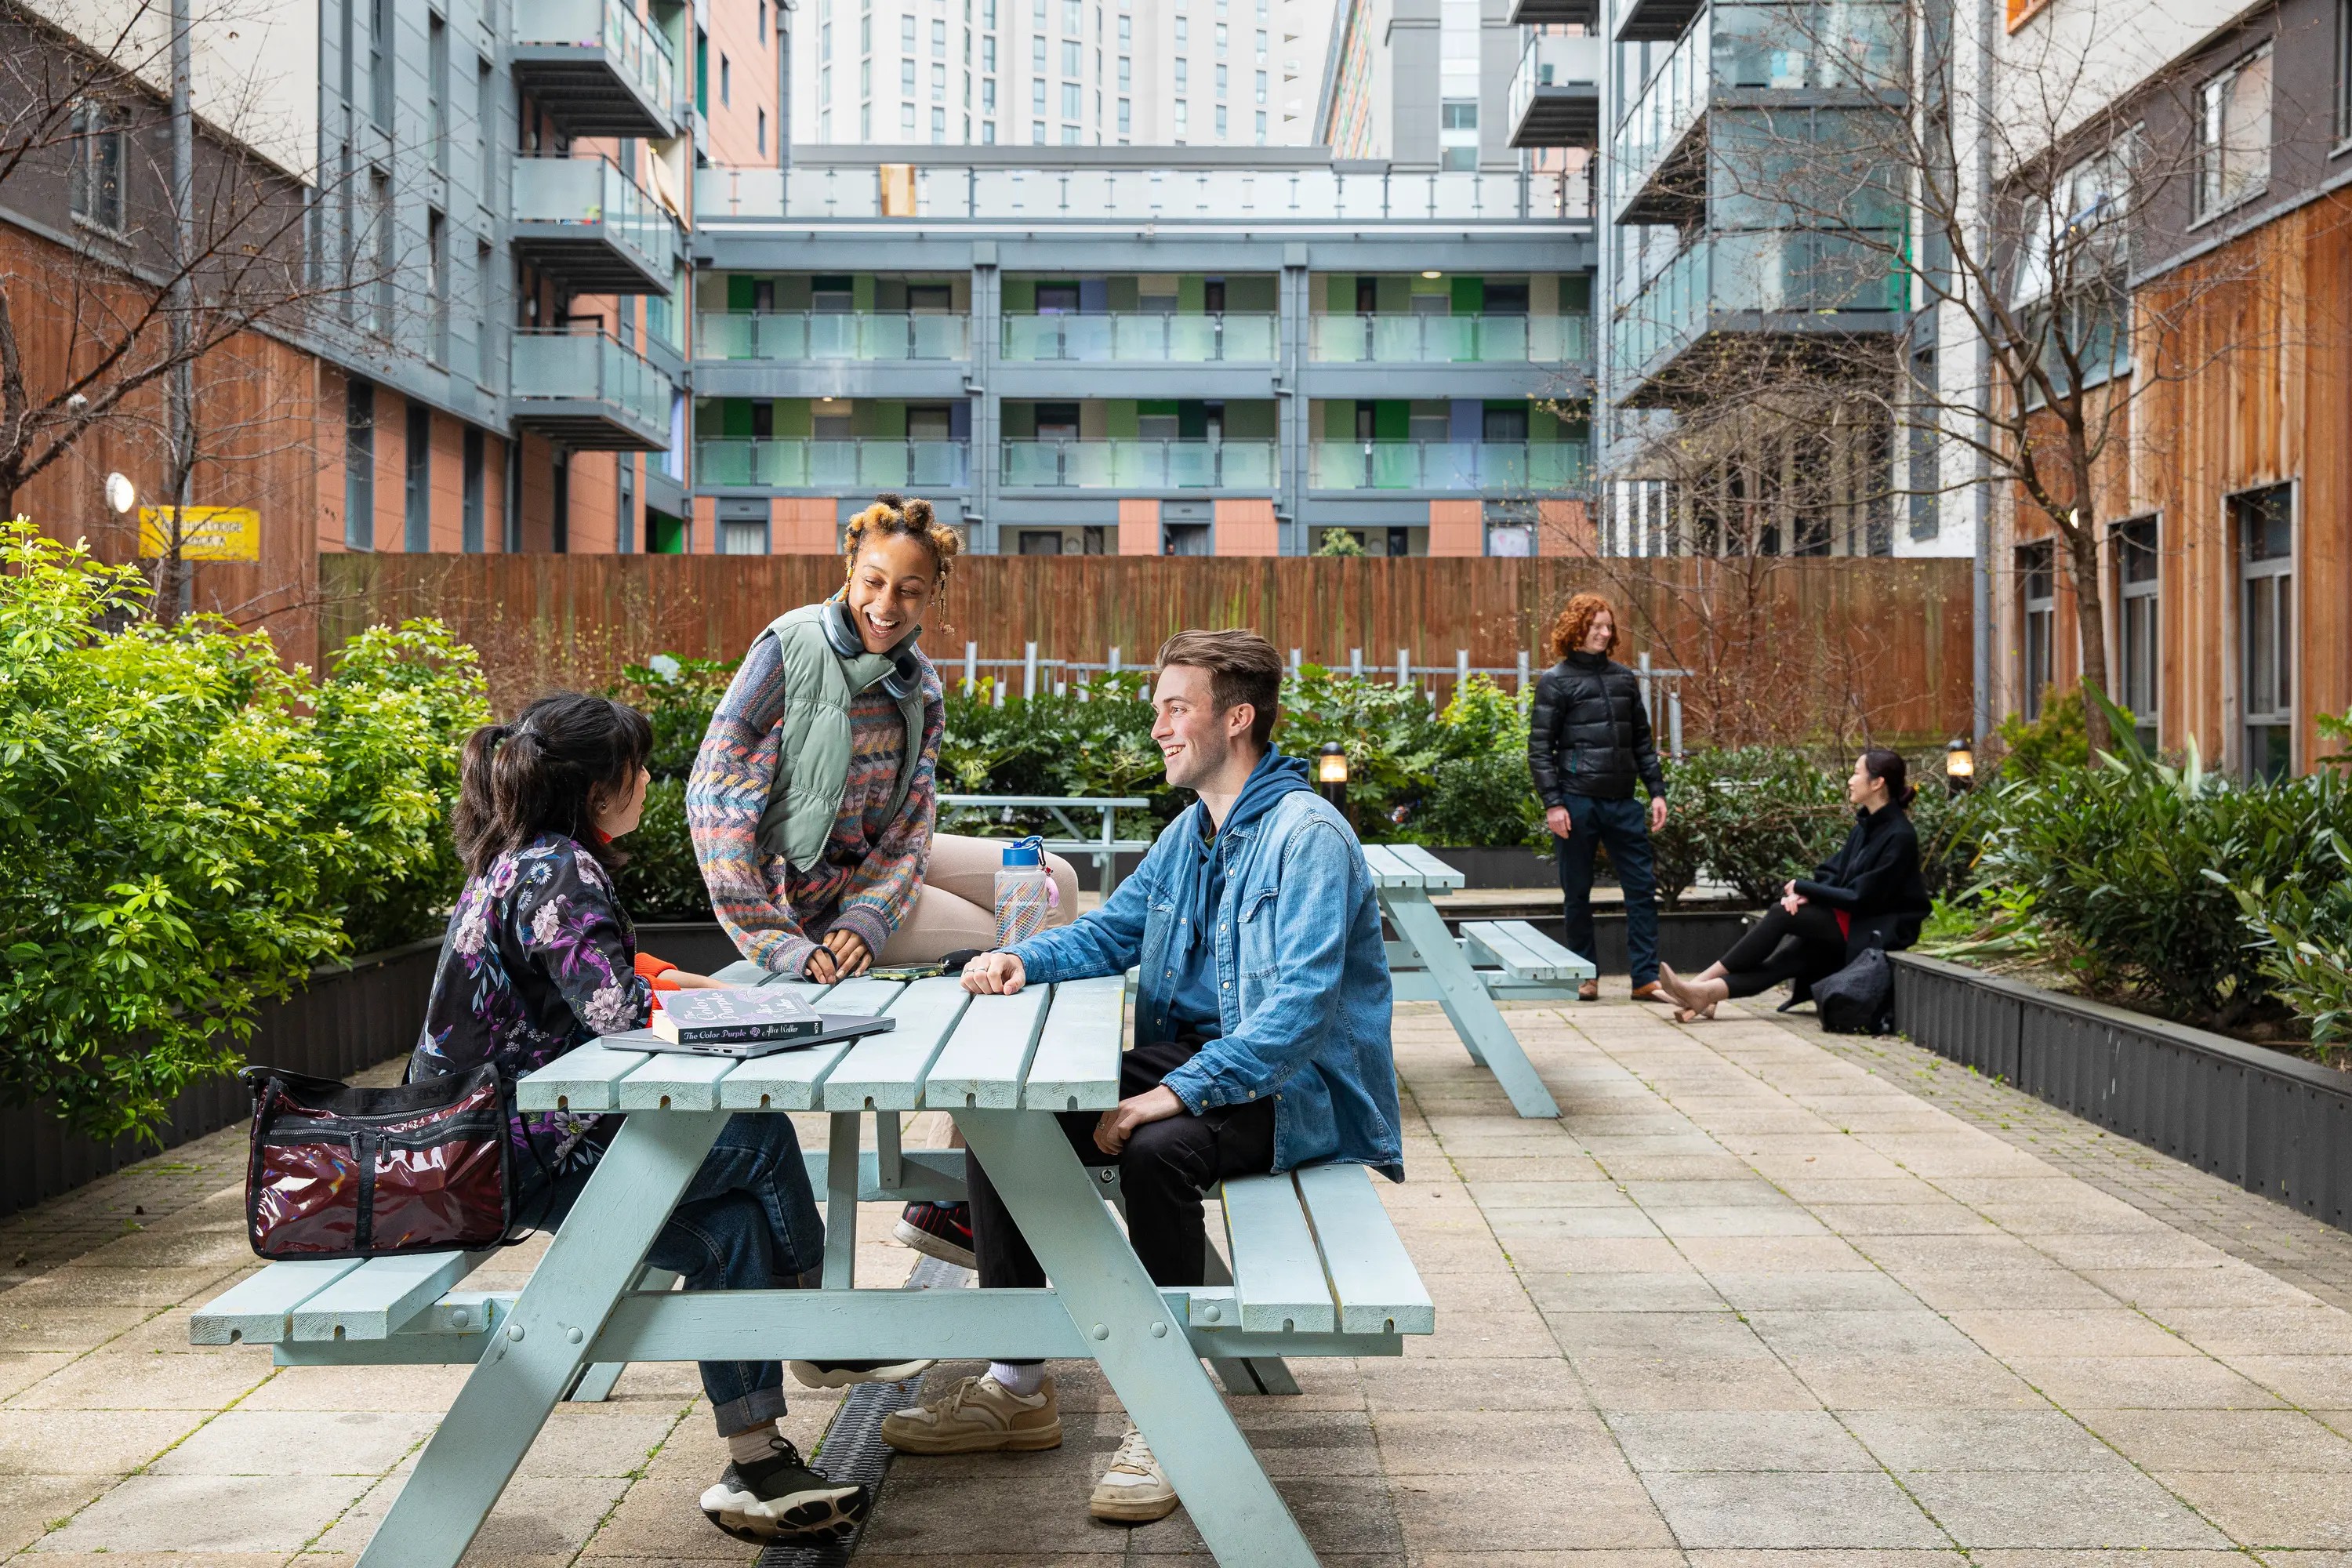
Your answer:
[969,1033,1277,1332]
[1716,902,1849,998]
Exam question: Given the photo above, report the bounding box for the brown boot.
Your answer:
[1577,979,1599,1001]
[1630,982,1665,1002]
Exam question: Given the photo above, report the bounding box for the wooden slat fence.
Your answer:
[318,554,1973,747]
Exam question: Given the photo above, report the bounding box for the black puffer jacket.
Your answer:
[1528,651,1668,805]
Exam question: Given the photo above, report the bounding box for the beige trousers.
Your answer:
[873,833,1081,964]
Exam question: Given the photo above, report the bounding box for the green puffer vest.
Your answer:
[752,602,930,874]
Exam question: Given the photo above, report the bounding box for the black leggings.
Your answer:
[1713,902,1849,998]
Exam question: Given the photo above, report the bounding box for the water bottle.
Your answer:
[993,835,1054,948]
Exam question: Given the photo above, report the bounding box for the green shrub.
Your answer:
[2232,828,2352,1058]
[1993,687,2136,780]
[0,523,485,1142]
[1649,747,1852,906]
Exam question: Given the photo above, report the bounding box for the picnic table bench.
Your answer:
[191,972,1433,1568]
[1365,842,1592,1120]
[938,793,1153,895]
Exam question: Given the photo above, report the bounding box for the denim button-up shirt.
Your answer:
[1007,790,1403,1179]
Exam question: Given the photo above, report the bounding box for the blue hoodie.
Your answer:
[1160,750,1313,1042]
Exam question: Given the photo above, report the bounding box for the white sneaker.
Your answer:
[1089,1424,1178,1523]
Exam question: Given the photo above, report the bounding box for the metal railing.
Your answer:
[1000,312,1279,362]
[510,329,673,431]
[695,164,1591,223]
[511,154,677,278]
[694,437,971,488]
[1307,441,1588,491]
[695,310,971,361]
[1612,229,1908,382]
[1307,312,1589,364]
[514,0,677,112]
[1000,439,1278,488]
[1509,32,1603,134]
[1613,12,1711,205]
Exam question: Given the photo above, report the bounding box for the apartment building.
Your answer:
[687,146,1593,554]
[789,0,1340,148]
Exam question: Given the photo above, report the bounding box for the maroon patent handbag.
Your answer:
[241,1063,514,1259]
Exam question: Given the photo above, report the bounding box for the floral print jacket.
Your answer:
[411,832,652,1174]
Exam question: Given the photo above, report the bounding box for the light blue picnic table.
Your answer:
[314,972,1426,1568]
[938,793,1153,895]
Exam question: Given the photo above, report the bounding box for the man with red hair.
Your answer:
[1529,593,1670,1002]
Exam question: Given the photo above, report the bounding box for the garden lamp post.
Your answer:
[1317,742,1349,808]
[1944,739,1975,795]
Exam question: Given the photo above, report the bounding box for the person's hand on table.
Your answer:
[804,946,840,984]
[666,970,733,989]
[1094,1084,1185,1155]
[960,951,1026,994]
[822,928,873,978]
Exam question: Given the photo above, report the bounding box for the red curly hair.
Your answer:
[1548,592,1619,661]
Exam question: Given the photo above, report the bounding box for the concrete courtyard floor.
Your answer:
[7,994,2352,1566]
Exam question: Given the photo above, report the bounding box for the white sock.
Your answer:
[726,1421,782,1464]
[987,1361,1046,1397]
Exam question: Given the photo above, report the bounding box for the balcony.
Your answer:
[1617,0,1706,42]
[510,0,677,139]
[1307,441,1588,492]
[1611,230,1908,406]
[1510,0,1597,22]
[695,438,971,488]
[1000,313,1279,362]
[1613,13,1711,223]
[509,331,673,449]
[1000,440,1278,488]
[1509,34,1602,150]
[510,155,678,293]
[1308,313,1588,365]
[696,311,971,361]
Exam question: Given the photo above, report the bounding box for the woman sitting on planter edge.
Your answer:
[1657,749,1931,1022]
[413,693,909,1546]
[685,492,1076,1272]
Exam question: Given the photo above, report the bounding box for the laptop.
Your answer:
[601,1014,898,1059]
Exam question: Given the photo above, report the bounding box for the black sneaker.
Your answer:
[699,1437,869,1543]
[789,1356,938,1389]
[893,1200,976,1269]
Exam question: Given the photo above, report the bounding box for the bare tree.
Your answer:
[1604,0,2323,751]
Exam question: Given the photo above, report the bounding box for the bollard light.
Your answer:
[1318,742,1349,812]
[1945,738,1975,794]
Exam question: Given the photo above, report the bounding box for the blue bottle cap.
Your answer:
[1001,834,1044,866]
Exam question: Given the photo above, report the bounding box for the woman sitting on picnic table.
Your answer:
[412,692,930,1547]
[686,492,1076,1272]
[1657,748,1931,1022]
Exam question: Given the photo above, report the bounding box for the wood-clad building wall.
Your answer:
[316,552,1975,747]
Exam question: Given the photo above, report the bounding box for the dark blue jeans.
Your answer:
[1554,793,1660,986]
[527,1112,824,1436]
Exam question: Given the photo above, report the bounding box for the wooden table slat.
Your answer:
[1358,844,1422,890]
[711,981,885,1112]
[1022,975,1127,1112]
[921,986,1054,1109]
[1388,843,1466,891]
[819,978,974,1111]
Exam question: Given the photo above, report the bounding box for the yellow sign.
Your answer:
[138,506,260,562]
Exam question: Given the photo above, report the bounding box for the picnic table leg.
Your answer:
[354,1112,725,1568]
[566,1266,681,1403]
[1384,891,1562,1120]
[955,1109,1318,1568]
[823,1111,860,1290]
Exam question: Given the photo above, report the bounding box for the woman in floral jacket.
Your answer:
[412,692,926,1546]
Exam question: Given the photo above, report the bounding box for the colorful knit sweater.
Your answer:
[686,627,945,975]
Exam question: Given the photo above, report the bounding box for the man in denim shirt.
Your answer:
[880,630,1401,1523]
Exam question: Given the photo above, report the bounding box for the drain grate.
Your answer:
[756,1254,970,1567]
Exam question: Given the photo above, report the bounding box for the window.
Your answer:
[1216,63,1227,95]
[983,77,996,108]
[861,14,872,49]
[982,34,996,67]
[2020,541,2056,721]
[933,62,946,97]
[343,383,376,550]
[461,428,485,553]
[1175,16,1188,44]
[426,209,448,362]
[1031,118,1045,142]
[2113,517,2159,747]
[1174,98,1188,132]
[902,101,916,130]
[903,59,916,92]
[1118,15,1130,42]
[1254,107,1265,140]
[428,14,448,174]
[1214,103,1227,135]
[1063,82,1081,114]
[721,517,768,554]
[933,18,946,53]
[1063,0,1081,29]
[2198,45,2271,219]
[1442,99,1478,129]
[821,64,833,103]
[1063,38,1081,72]
[1032,34,1045,67]
[757,106,768,152]
[1254,68,1265,102]
[1441,146,1477,169]
[1255,27,1265,59]
[474,242,494,384]
[720,53,731,103]
[368,169,394,336]
[862,103,872,136]
[759,0,769,41]
[1215,21,1227,51]
[475,58,494,201]
[404,402,432,552]
[933,105,947,140]
[1033,78,1045,109]
[902,14,916,45]
[982,118,996,141]
[2235,484,2294,779]
[1118,95,1131,130]
[67,100,129,233]
[1175,59,1188,89]
[1119,56,1131,87]
[368,0,392,129]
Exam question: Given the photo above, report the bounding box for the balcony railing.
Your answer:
[695,438,971,488]
[695,311,971,361]
[1508,33,1602,149]
[511,0,677,138]
[1000,439,1278,488]
[1307,441,1588,492]
[1000,313,1279,362]
[510,154,677,290]
[1612,229,1909,383]
[1308,313,1588,364]
[510,330,673,448]
[1613,12,1711,209]
[697,165,1590,223]
[1712,2,1904,92]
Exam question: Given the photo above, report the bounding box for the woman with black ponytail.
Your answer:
[1657,749,1931,1022]
[415,692,917,1546]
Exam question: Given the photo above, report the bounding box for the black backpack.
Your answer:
[1813,946,1894,1036]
